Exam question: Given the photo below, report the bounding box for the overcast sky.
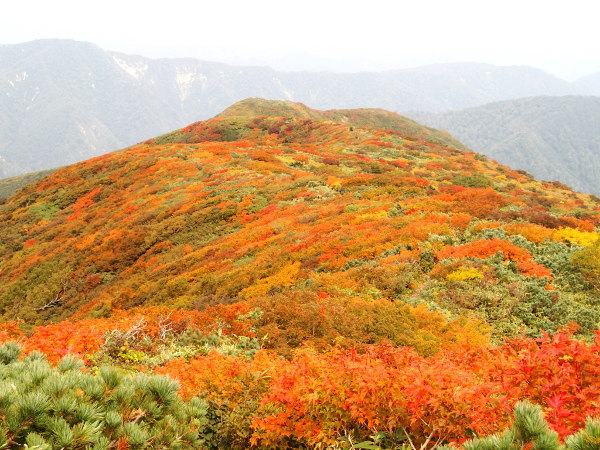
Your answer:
[2,0,599,80]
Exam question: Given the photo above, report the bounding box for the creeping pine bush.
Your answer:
[356,402,600,449]
[0,342,213,449]
[462,401,600,450]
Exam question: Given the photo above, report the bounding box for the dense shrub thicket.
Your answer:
[1,101,600,447]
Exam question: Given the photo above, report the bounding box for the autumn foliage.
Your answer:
[437,237,553,279]
[1,99,600,446]
[156,328,600,447]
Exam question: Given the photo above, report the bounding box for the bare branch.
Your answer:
[419,429,437,450]
[157,311,174,340]
[35,279,68,311]
[402,427,417,450]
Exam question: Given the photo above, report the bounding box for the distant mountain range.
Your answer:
[2,39,597,180]
[410,96,600,195]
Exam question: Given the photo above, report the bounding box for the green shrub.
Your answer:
[463,401,600,450]
[0,343,214,448]
[451,174,493,188]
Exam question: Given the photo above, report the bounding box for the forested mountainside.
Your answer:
[0,39,582,178]
[1,99,600,448]
[411,96,600,195]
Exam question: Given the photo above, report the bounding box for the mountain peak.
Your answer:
[205,98,466,150]
[218,98,320,118]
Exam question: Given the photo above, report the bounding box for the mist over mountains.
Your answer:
[574,72,600,96]
[2,39,597,181]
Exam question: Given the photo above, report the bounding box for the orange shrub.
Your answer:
[437,238,552,279]
[503,222,553,243]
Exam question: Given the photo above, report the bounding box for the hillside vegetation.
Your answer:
[219,98,468,150]
[411,96,600,195]
[0,168,59,200]
[1,99,600,448]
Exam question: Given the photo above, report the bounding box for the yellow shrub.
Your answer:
[552,227,600,247]
[446,266,484,282]
[240,262,301,299]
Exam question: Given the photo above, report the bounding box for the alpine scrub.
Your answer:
[0,342,212,449]
[0,99,600,447]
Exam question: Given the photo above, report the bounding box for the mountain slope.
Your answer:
[1,99,599,349]
[0,40,181,176]
[2,99,600,447]
[0,39,585,178]
[410,96,600,195]
[0,167,59,200]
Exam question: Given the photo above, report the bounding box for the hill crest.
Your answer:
[0,99,599,347]
[182,98,466,150]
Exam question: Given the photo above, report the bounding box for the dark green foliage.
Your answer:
[0,343,213,448]
[463,402,560,450]
[566,419,600,450]
[0,342,20,365]
[533,241,590,292]
[463,401,600,450]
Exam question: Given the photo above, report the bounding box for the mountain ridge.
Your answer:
[217,98,469,149]
[0,39,589,179]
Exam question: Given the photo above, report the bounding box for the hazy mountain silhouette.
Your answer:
[0,39,586,178]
